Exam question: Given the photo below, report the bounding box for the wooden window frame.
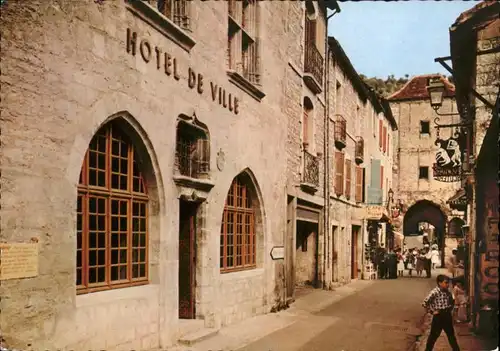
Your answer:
[380,165,384,189]
[220,176,256,273]
[382,126,387,153]
[303,109,309,146]
[378,119,383,149]
[419,166,429,179]
[77,123,149,295]
[227,0,260,85]
[420,120,430,135]
[156,0,191,31]
[355,166,363,203]
[335,151,345,196]
[345,159,352,200]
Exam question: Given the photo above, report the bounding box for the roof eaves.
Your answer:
[328,36,370,103]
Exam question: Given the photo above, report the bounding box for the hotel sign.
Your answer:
[126,29,240,115]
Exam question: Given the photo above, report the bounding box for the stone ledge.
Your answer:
[125,0,196,53]
[227,70,266,102]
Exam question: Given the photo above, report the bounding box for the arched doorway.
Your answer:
[403,200,447,265]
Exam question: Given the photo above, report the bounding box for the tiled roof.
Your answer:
[453,0,499,27]
[387,74,455,102]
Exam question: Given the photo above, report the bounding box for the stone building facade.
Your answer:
[326,37,397,286]
[388,75,465,258]
[0,0,315,349]
[448,0,499,333]
[283,1,336,300]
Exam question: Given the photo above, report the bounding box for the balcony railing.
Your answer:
[334,114,347,150]
[303,42,324,93]
[355,136,364,164]
[302,150,319,188]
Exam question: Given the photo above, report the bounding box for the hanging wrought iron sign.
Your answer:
[433,126,465,182]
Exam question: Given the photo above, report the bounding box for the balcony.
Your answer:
[303,42,324,94]
[301,150,320,192]
[355,136,364,165]
[334,114,347,150]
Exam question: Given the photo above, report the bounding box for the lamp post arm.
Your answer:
[434,57,495,110]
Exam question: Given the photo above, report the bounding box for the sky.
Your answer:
[327,1,476,79]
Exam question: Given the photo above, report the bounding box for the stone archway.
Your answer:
[403,200,447,265]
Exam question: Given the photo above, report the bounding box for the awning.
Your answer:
[447,189,467,209]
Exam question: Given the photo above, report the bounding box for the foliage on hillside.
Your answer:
[359,74,410,98]
[360,74,455,98]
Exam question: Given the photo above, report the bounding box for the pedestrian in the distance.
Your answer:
[431,246,440,269]
[397,249,405,277]
[422,274,461,351]
[452,280,468,323]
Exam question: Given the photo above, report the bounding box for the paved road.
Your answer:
[238,276,436,351]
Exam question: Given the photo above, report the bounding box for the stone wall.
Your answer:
[390,98,462,220]
[0,1,292,349]
[326,49,395,286]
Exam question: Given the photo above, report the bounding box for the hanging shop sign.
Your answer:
[126,28,240,115]
[433,127,466,182]
[366,206,384,220]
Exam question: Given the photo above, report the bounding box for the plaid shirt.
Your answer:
[422,287,455,313]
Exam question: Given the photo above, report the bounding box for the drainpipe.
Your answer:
[323,2,340,288]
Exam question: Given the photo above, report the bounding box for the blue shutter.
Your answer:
[367,159,382,205]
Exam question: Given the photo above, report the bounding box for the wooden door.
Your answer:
[351,227,358,279]
[179,200,197,319]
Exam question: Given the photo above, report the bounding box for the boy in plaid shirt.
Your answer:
[422,274,461,351]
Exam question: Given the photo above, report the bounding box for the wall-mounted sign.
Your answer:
[270,246,285,260]
[433,129,465,182]
[126,29,240,115]
[366,206,384,220]
[480,218,499,302]
[0,242,39,280]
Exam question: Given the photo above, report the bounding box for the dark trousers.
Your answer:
[425,311,460,351]
[425,259,432,278]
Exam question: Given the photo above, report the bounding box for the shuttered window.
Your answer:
[382,126,387,153]
[345,159,352,199]
[355,166,363,203]
[387,134,390,155]
[380,165,384,189]
[379,120,383,149]
[335,151,344,196]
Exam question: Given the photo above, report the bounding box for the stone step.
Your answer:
[178,327,219,346]
[178,319,205,338]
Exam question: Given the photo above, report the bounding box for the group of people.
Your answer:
[374,244,440,279]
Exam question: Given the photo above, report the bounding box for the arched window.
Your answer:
[77,122,149,294]
[220,175,256,272]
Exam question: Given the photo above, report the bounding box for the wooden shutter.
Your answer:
[379,120,383,149]
[303,109,309,145]
[383,126,387,153]
[380,165,384,189]
[355,166,363,203]
[345,159,351,199]
[335,152,344,196]
[362,168,366,202]
[305,16,316,47]
[387,134,390,155]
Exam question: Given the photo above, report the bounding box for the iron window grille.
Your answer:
[227,0,260,85]
[220,176,256,272]
[334,114,347,149]
[175,122,210,178]
[302,149,320,187]
[154,0,191,30]
[77,122,149,294]
[355,136,364,164]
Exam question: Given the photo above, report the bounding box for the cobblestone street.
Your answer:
[238,277,434,351]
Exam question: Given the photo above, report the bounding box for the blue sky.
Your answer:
[327,1,475,79]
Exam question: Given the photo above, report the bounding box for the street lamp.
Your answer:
[426,77,445,111]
